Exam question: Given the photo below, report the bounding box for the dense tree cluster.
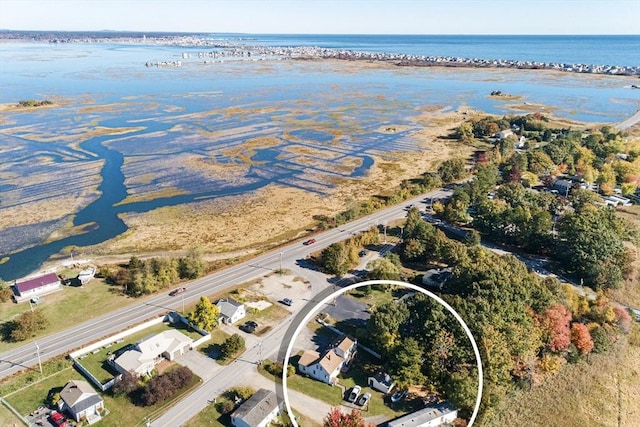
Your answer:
[391,209,632,420]
[317,227,379,275]
[100,248,207,296]
[6,310,48,342]
[140,366,194,406]
[363,289,476,417]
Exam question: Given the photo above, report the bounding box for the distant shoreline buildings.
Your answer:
[1,32,638,76]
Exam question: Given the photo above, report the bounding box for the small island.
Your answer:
[17,99,54,108]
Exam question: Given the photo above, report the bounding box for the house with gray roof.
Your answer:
[368,370,395,394]
[58,380,104,424]
[216,297,246,324]
[231,388,281,427]
[112,329,193,376]
[386,402,457,427]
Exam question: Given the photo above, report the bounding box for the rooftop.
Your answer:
[231,388,280,426]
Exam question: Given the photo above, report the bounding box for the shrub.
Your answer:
[220,334,245,360]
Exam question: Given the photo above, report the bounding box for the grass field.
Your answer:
[3,358,202,427]
[0,403,22,426]
[0,278,135,353]
[482,328,640,427]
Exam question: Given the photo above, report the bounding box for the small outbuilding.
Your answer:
[368,370,395,394]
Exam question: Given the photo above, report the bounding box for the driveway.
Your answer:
[176,348,222,381]
[321,295,370,323]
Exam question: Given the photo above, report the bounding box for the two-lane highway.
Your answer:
[0,189,451,380]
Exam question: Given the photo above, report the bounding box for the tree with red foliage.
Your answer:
[538,304,572,352]
[570,323,594,355]
[323,408,374,427]
[613,306,632,333]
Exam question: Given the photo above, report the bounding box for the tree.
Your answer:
[10,310,48,341]
[112,371,140,395]
[366,258,401,281]
[388,337,426,388]
[456,122,475,143]
[555,207,629,289]
[570,323,594,356]
[188,297,219,332]
[323,407,375,427]
[320,242,356,276]
[179,247,206,279]
[220,334,245,360]
[438,158,467,183]
[443,369,478,419]
[538,304,572,353]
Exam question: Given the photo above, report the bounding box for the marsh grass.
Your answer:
[483,335,640,427]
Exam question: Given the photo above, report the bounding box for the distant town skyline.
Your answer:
[1,0,639,35]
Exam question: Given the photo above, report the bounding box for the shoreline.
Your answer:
[1,32,638,76]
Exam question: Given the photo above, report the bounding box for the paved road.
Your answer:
[0,189,451,380]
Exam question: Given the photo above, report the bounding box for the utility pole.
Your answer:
[399,225,404,242]
[35,341,42,374]
[279,252,283,273]
[383,222,387,244]
[181,292,185,314]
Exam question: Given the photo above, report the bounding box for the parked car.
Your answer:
[50,411,68,427]
[303,238,316,245]
[347,385,361,403]
[357,392,372,406]
[281,298,293,306]
[241,320,258,333]
[169,287,186,296]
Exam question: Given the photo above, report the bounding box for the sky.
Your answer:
[1,0,639,35]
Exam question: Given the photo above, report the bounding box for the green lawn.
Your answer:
[197,328,231,359]
[0,278,138,353]
[0,399,24,426]
[268,351,406,419]
[3,357,202,427]
[184,403,228,427]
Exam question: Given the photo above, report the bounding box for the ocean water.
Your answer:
[233,34,640,68]
[0,33,639,279]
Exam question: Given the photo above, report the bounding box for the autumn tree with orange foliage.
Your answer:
[570,323,594,356]
[323,408,375,427]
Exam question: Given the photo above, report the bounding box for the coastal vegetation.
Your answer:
[99,248,207,296]
[16,99,53,108]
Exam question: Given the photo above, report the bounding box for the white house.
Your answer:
[13,272,61,302]
[368,370,394,394]
[386,402,457,427]
[231,388,281,427]
[298,336,357,385]
[112,329,193,376]
[58,380,104,425]
[216,298,246,324]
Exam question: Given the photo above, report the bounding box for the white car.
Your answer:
[357,392,371,406]
[347,385,361,403]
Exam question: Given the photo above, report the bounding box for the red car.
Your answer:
[303,239,316,245]
[50,411,68,427]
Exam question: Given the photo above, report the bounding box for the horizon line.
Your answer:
[1,29,639,37]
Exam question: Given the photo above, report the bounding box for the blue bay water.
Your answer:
[0,34,639,280]
[238,34,640,68]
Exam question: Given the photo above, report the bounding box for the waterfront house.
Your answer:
[13,272,62,302]
[216,297,246,324]
[58,380,104,424]
[231,388,281,427]
[112,329,193,376]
